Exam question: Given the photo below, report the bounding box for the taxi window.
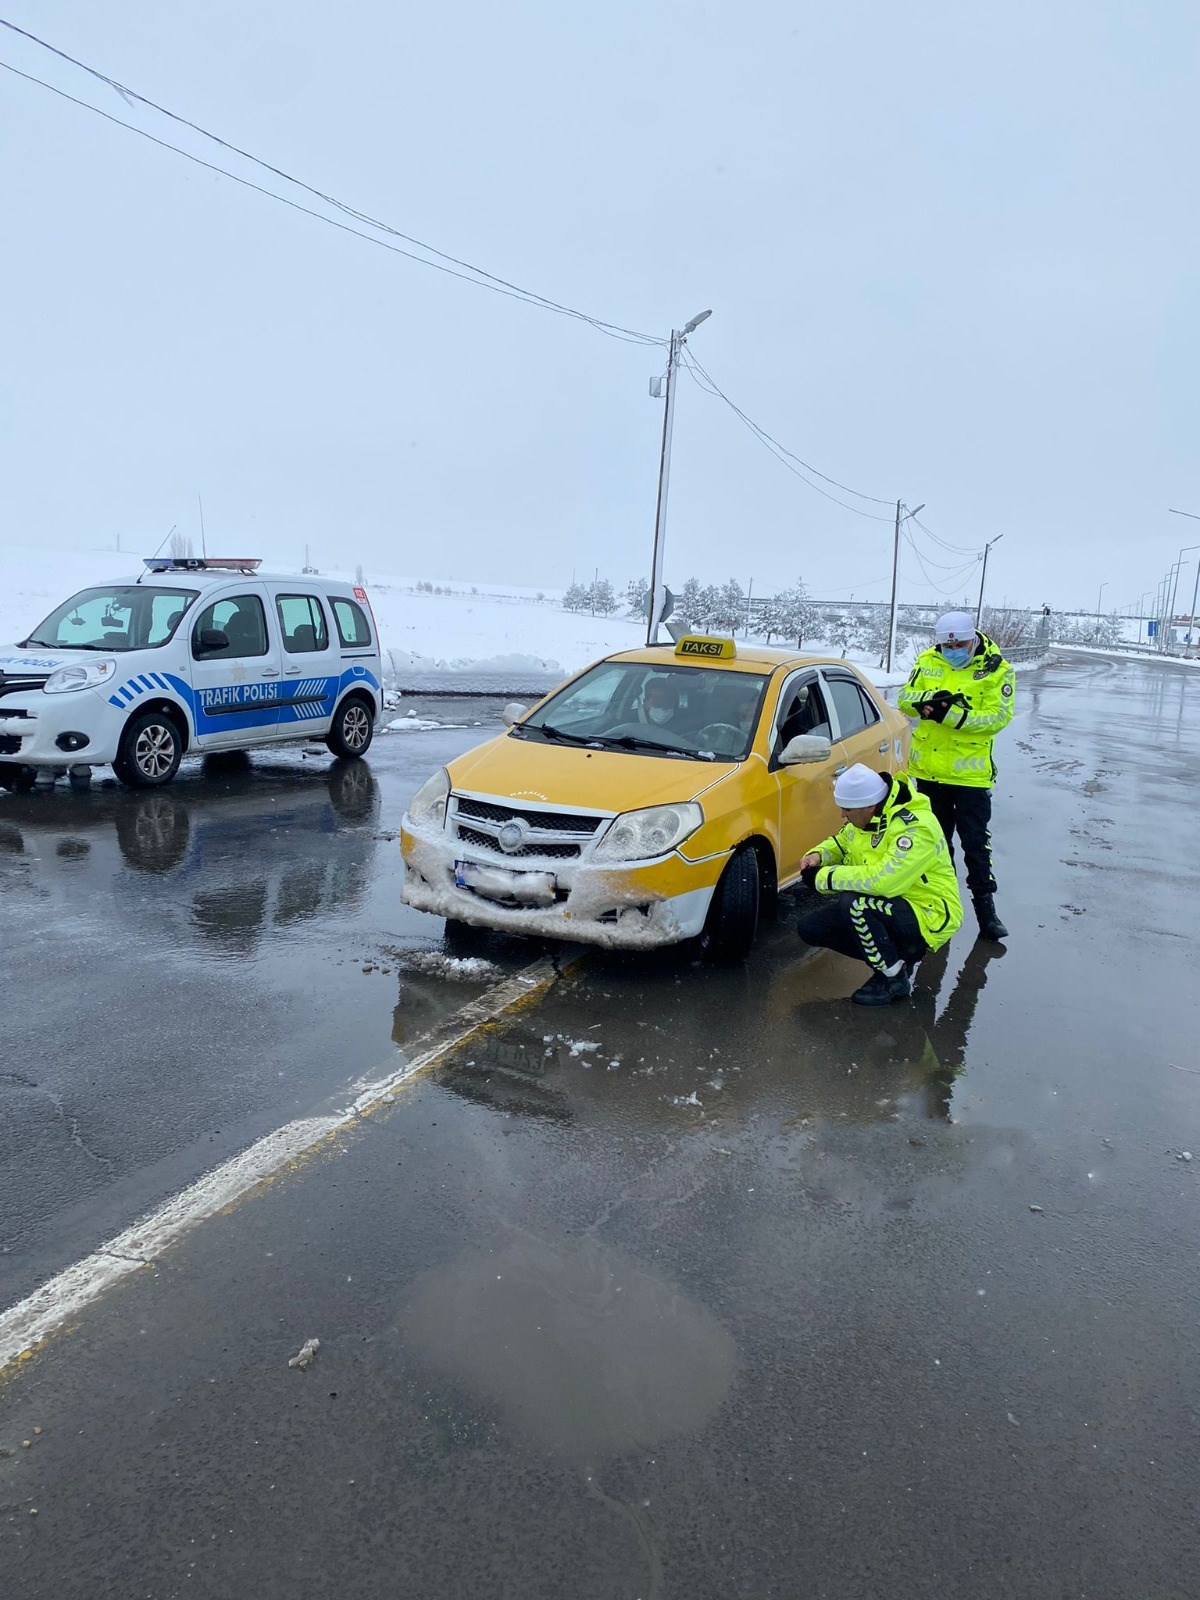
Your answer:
[515,660,769,762]
[825,673,881,738]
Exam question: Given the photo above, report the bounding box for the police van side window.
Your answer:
[331,598,372,649]
[276,594,329,654]
[191,595,269,660]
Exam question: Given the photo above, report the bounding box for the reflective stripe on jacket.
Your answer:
[896,631,1015,789]
[811,773,963,951]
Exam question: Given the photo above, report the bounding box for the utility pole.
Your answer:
[885,501,924,672]
[1169,511,1200,651]
[975,535,1004,628]
[1094,581,1107,643]
[647,309,712,644]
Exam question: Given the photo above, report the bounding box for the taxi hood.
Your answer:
[447,731,736,812]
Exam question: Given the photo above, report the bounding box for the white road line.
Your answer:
[0,955,570,1376]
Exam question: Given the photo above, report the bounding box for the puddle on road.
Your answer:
[404,1234,735,1459]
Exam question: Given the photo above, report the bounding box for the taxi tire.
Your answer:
[445,917,489,954]
[326,694,375,760]
[113,711,183,789]
[703,845,760,962]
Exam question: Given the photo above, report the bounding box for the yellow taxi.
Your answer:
[399,635,911,957]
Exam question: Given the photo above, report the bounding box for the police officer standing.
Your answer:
[898,610,1015,941]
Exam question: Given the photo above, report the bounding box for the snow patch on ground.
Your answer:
[384,715,465,733]
[398,951,501,981]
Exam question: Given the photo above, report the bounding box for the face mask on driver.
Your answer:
[647,705,672,725]
[940,644,973,669]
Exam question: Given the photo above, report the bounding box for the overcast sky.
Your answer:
[2,1,1196,611]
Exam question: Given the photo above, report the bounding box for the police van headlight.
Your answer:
[593,802,703,862]
[43,659,118,695]
[406,767,451,830]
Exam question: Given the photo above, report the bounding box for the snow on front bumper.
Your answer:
[0,687,122,768]
[399,819,726,949]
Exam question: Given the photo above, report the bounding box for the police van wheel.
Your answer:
[702,845,760,963]
[326,696,375,760]
[114,712,183,789]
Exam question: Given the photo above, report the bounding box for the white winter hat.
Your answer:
[833,764,888,809]
[935,610,977,644]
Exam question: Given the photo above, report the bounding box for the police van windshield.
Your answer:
[515,660,770,761]
[23,586,199,653]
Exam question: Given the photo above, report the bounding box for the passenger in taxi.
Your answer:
[637,676,684,729]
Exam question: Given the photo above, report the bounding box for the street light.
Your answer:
[1169,509,1200,652]
[975,534,1004,628]
[885,501,925,672]
[646,309,712,643]
[1094,582,1107,644]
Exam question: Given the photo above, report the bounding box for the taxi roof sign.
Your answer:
[675,634,737,661]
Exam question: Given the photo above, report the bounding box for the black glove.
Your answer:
[920,689,969,724]
[800,863,821,890]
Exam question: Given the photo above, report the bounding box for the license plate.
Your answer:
[454,860,557,906]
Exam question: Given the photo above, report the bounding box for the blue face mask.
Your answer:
[940,644,973,669]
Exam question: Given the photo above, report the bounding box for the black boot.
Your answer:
[973,893,1008,941]
[852,968,912,1006]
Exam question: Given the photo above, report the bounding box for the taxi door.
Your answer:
[770,668,843,886]
[820,668,897,780]
[184,585,282,748]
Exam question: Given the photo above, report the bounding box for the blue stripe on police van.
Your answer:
[138,674,155,691]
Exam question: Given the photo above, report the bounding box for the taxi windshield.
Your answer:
[515,659,770,761]
[23,586,199,653]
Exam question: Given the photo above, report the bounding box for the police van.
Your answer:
[0,558,384,790]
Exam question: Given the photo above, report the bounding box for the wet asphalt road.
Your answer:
[3,655,1200,1599]
[0,700,525,1307]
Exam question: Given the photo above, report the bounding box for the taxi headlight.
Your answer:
[43,659,118,695]
[406,767,451,830]
[593,802,703,863]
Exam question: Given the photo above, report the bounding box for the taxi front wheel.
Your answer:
[702,846,760,962]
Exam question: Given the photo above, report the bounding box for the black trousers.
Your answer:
[797,892,928,974]
[920,780,997,896]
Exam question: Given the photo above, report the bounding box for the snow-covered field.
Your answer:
[0,541,961,697]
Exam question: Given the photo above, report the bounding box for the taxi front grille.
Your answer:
[457,826,582,861]
[454,796,605,835]
[0,734,22,755]
[449,793,611,863]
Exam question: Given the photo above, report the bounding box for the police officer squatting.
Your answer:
[897,609,1015,941]
[795,764,964,1006]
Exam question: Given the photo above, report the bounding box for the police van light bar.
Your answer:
[143,557,262,573]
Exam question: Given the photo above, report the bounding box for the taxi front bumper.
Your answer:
[399,820,729,949]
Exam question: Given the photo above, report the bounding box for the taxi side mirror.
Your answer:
[502,702,529,727]
[779,733,832,766]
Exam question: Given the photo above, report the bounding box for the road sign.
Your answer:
[1147,620,1158,637]
[642,586,675,623]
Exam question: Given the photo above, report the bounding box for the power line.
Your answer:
[681,356,893,522]
[902,528,979,597]
[908,511,978,557]
[0,21,663,347]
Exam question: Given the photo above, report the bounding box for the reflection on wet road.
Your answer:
[4,657,1200,1600]
[0,726,507,1303]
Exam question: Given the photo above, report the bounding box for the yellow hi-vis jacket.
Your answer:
[810,773,963,951]
[897,631,1015,789]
